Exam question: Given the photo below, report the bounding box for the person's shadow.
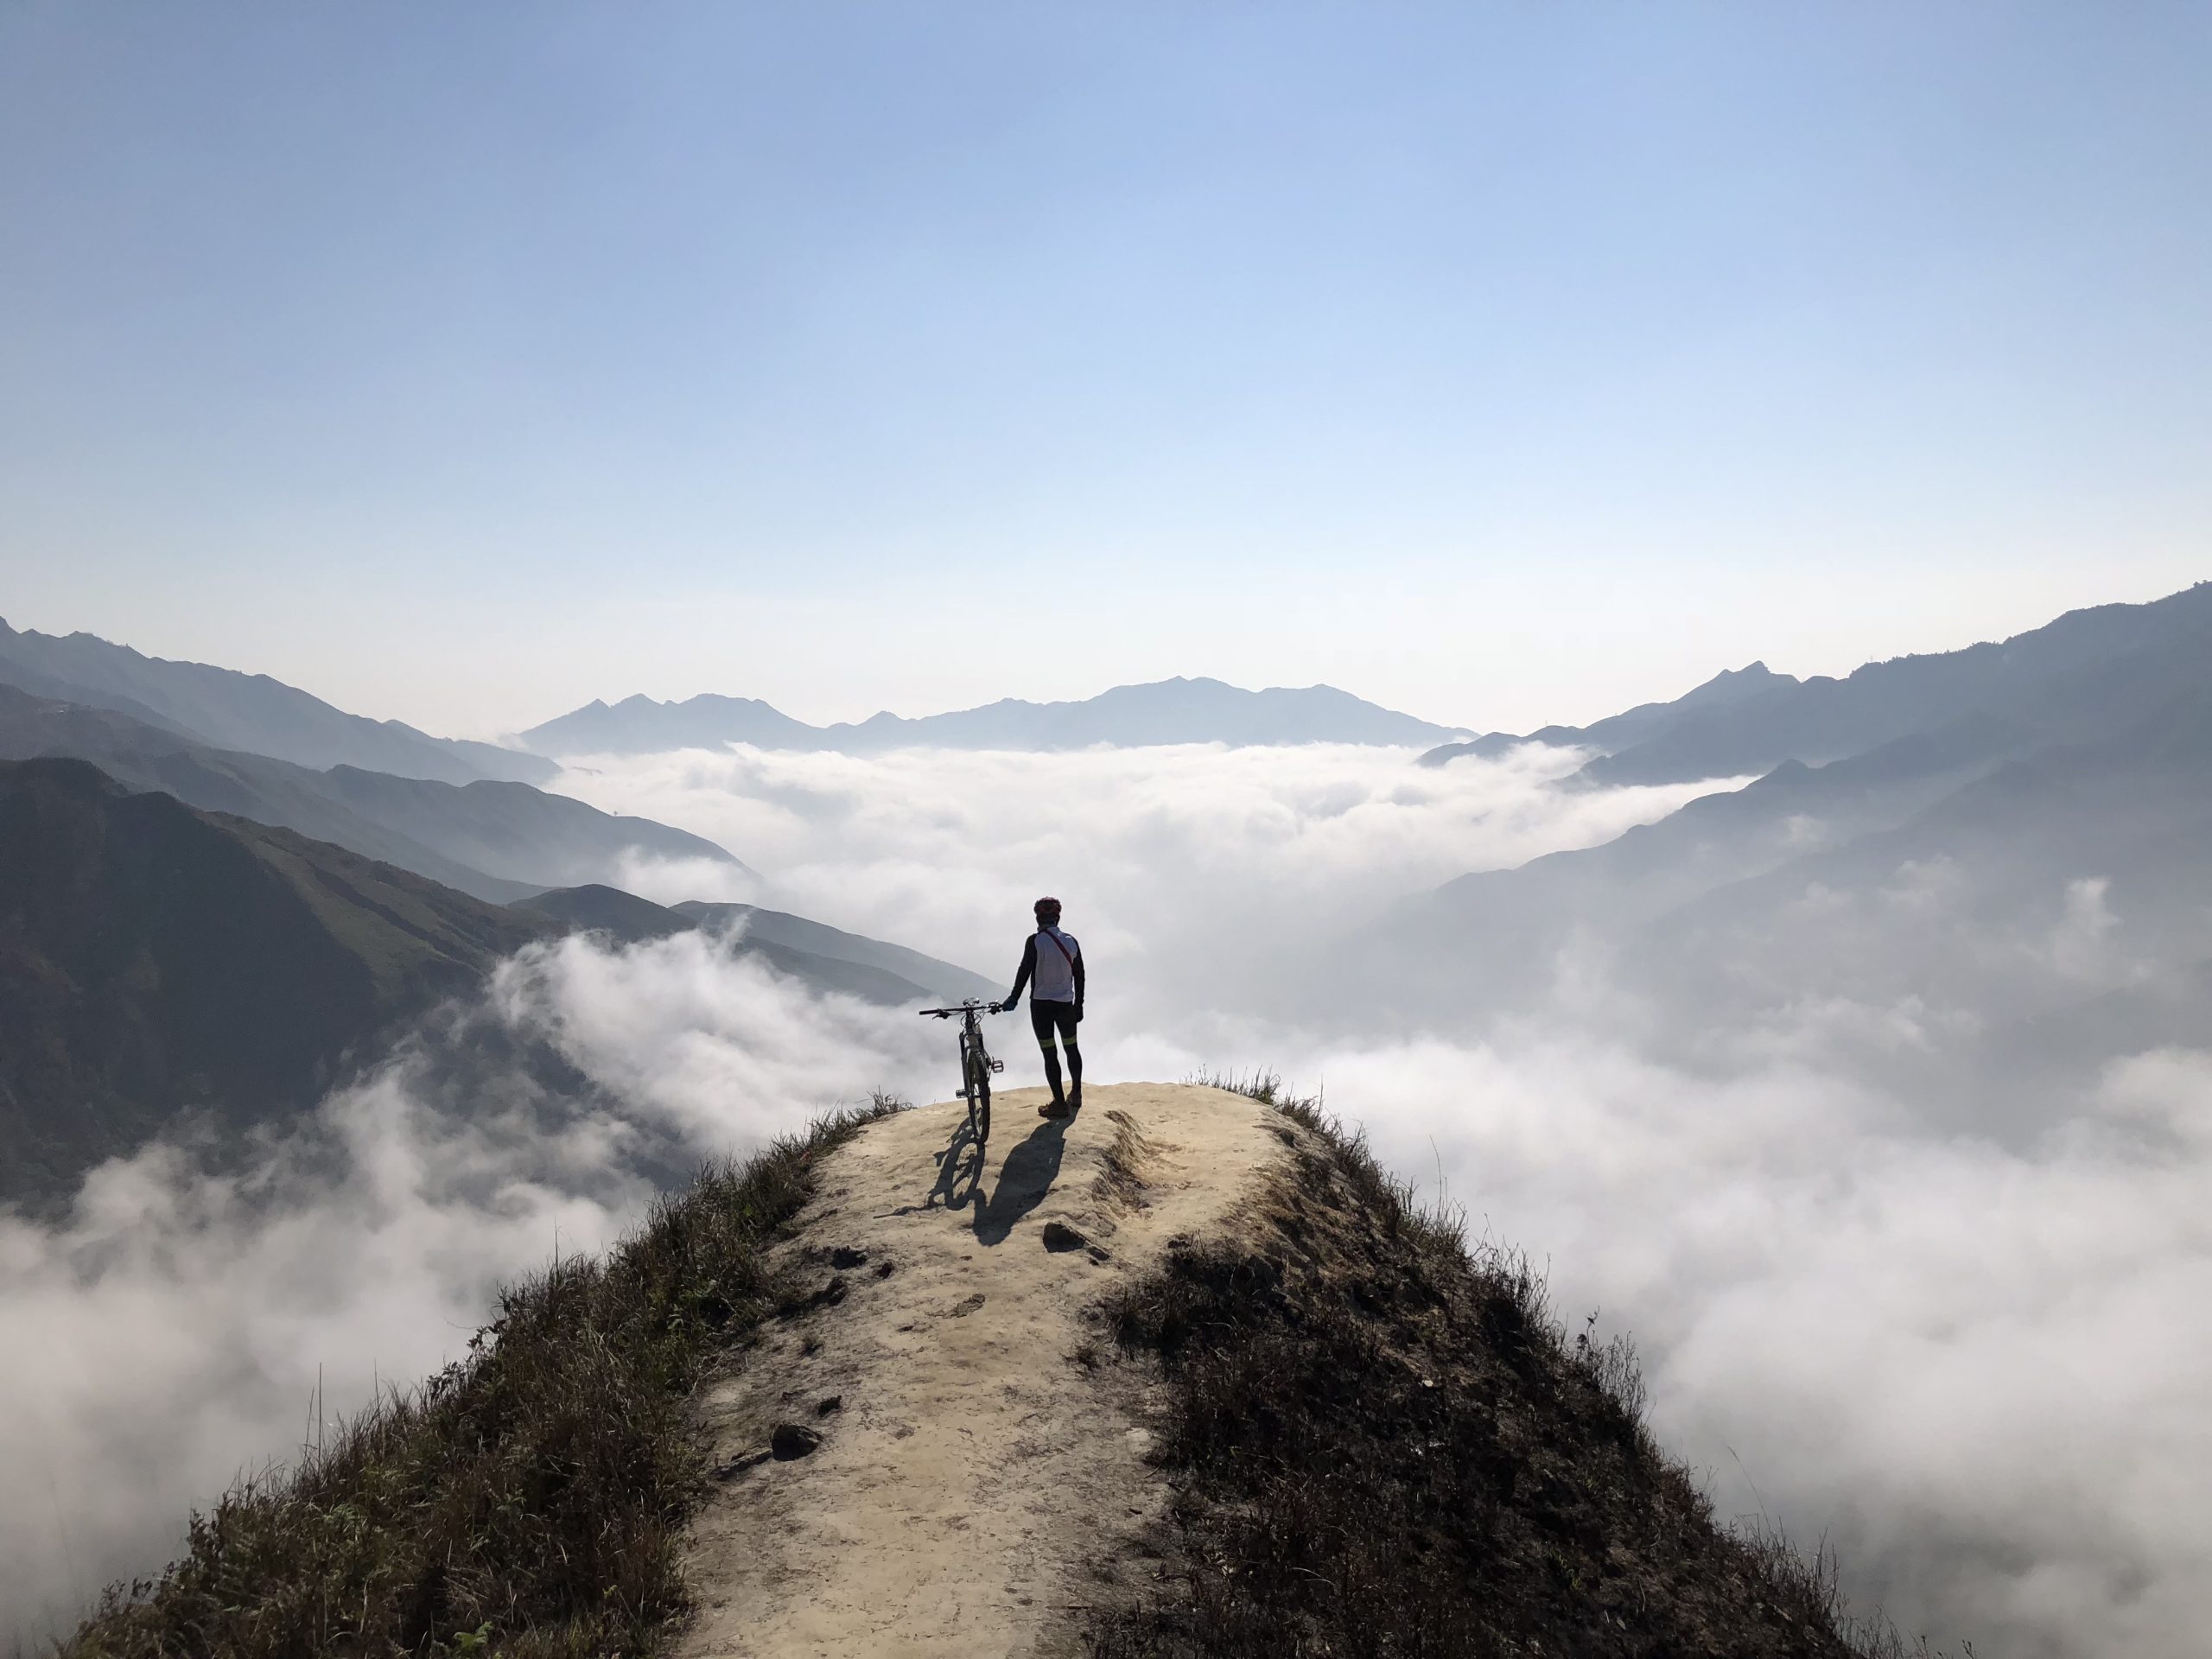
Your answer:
[971,1105,1078,1246]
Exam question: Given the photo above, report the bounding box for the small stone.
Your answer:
[1041,1221,1090,1254]
[772,1422,823,1460]
[874,1261,896,1279]
[830,1247,869,1269]
[817,1395,843,1417]
[950,1291,987,1317]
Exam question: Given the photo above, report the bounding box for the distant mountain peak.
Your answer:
[1573,579,2212,787]
[519,676,1467,757]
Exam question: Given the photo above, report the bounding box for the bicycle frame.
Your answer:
[918,1000,1005,1147]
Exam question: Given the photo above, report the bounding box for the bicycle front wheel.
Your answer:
[967,1050,992,1147]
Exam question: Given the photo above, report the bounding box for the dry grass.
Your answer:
[1089,1073,1963,1659]
[65,1098,903,1659]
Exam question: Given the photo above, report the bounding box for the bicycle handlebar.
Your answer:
[918,1000,1005,1018]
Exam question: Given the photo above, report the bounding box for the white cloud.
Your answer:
[0,933,947,1644]
[546,741,1723,1010]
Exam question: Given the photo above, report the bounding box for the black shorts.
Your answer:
[1030,999,1079,1046]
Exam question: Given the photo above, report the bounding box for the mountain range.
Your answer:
[0,682,741,902]
[1420,581,2212,787]
[0,759,990,1207]
[18,583,2210,1195]
[520,676,1469,755]
[0,618,556,785]
[3,620,1474,766]
[1366,581,2212,1135]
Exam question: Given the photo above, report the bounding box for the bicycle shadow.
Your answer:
[923,1112,989,1214]
[971,1104,1079,1247]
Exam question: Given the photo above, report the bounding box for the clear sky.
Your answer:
[3,3,2208,737]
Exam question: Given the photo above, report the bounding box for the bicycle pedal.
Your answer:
[989,1058,1004,1073]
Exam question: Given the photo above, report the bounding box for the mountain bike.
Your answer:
[918,1000,1006,1148]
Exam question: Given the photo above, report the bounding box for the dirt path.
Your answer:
[676,1081,1290,1659]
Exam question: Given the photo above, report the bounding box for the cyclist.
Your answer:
[996,896,1084,1118]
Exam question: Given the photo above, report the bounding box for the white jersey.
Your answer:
[1031,925,1081,1002]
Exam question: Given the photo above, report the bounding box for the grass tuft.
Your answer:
[1179,1065,1287,1106]
[66,1096,904,1659]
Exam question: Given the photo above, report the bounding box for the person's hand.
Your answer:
[995,999,1016,1014]
[1074,1004,1084,1024]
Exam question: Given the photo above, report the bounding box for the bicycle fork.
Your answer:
[957,1027,1004,1098]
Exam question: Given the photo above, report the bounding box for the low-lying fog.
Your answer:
[7,741,2207,1658]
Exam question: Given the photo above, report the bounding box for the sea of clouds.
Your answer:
[6,741,2209,1657]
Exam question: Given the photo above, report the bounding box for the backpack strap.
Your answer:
[1040,929,1076,968]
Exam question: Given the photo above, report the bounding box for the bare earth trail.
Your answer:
[677,1082,1294,1659]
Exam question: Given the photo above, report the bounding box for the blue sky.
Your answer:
[3,3,2208,735]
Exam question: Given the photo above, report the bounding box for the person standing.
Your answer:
[997,896,1084,1118]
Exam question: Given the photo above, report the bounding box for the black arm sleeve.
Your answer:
[1005,936,1037,1005]
[1073,949,1085,1009]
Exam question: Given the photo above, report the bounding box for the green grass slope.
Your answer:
[0,757,551,1205]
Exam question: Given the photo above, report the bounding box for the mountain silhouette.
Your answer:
[521,676,1469,755]
[1421,582,2212,786]
[0,619,556,785]
[1418,660,1798,766]
[0,682,741,901]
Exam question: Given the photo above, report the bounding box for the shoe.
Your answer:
[1039,1100,1070,1119]
[1068,1082,1083,1110]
